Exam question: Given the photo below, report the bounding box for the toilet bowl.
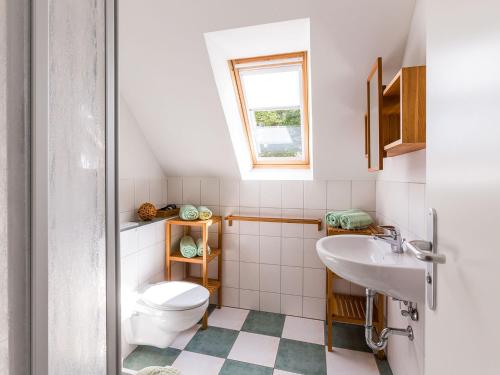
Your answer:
[125,281,209,348]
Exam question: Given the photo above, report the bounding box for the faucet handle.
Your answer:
[378,225,400,237]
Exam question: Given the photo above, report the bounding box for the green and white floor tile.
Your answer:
[123,306,393,375]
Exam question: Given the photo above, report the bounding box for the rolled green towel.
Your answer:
[137,366,181,375]
[180,235,197,258]
[196,238,211,257]
[180,204,199,221]
[339,211,373,230]
[325,209,360,227]
[197,206,213,220]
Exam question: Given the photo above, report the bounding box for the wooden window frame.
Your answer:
[229,51,310,169]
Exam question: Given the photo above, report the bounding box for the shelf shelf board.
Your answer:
[183,276,221,294]
[170,249,221,264]
[384,139,426,157]
[330,293,379,325]
[167,215,222,227]
[383,69,401,97]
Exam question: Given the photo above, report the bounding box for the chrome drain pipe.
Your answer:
[365,289,414,351]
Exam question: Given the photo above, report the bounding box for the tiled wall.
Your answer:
[162,177,376,320]
[375,176,426,375]
[119,178,168,223]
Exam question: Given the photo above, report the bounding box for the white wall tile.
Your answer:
[240,235,259,263]
[260,208,281,236]
[281,238,303,267]
[221,206,239,234]
[239,290,260,310]
[304,181,327,209]
[390,182,410,230]
[201,178,220,206]
[260,264,280,293]
[303,238,325,269]
[171,262,185,281]
[149,179,163,206]
[240,262,259,290]
[281,266,303,295]
[281,294,302,316]
[239,207,260,235]
[409,183,426,240]
[282,208,304,238]
[153,221,165,243]
[134,179,150,208]
[259,236,281,265]
[240,181,260,207]
[167,177,183,205]
[222,260,239,288]
[120,211,135,224]
[222,287,239,308]
[137,224,156,249]
[260,292,281,313]
[121,254,139,301]
[120,229,138,257]
[137,246,159,286]
[222,234,239,261]
[119,178,134,213]
[303,209,326,239]
[303,268,326,298]
[182,177,201,205]
[333,279,351,295]
[351,180,376,211]
[327,180,351,210]
[302,297,326,320]
[259,181,281,208]
[220,179,240,206]
[282,181,304,209]
[350,283,365,296]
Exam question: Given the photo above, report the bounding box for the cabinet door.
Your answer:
[367,57,384,171]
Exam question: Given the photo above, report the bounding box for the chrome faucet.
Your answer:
[373,225,404,253]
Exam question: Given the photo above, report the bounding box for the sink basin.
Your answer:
[316,235,425,303]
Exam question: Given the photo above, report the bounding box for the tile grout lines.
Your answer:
[123,306,390,375]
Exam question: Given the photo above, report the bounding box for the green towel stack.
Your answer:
[196,238,211,256]
[180,235,197,258]
[197,206,213,221]
[339,211,373,230]
[325,209,373,230]
[180,205,199,221]
[325,209,360,227]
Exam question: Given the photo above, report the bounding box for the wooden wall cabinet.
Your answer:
[382,66,426,157]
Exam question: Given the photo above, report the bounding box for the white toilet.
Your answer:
[125,281,209,348]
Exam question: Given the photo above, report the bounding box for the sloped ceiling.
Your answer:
[120,0,416,179]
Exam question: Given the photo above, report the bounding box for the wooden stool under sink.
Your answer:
[325,224,386,358]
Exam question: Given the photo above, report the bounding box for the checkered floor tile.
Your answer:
[123,306,393,375]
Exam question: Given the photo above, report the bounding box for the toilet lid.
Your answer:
[140,281,209,311]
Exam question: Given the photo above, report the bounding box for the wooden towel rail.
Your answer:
[224,215,322,231]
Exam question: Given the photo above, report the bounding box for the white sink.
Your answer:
[316,235,425,303]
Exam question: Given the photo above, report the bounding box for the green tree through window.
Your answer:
[254,109,301,127]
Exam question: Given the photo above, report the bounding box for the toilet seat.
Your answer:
[139,281,209,311]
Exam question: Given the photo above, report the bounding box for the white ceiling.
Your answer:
[119,0,416,179]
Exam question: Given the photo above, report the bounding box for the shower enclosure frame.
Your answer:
[31,0,120,374]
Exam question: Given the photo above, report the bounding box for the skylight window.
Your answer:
[229,52,310,168]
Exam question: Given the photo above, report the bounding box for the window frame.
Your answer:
[229,51,310,169]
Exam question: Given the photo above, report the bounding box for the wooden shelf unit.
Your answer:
[165,216,223,329]
[325,224,386,357]
[382,66,426,157]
